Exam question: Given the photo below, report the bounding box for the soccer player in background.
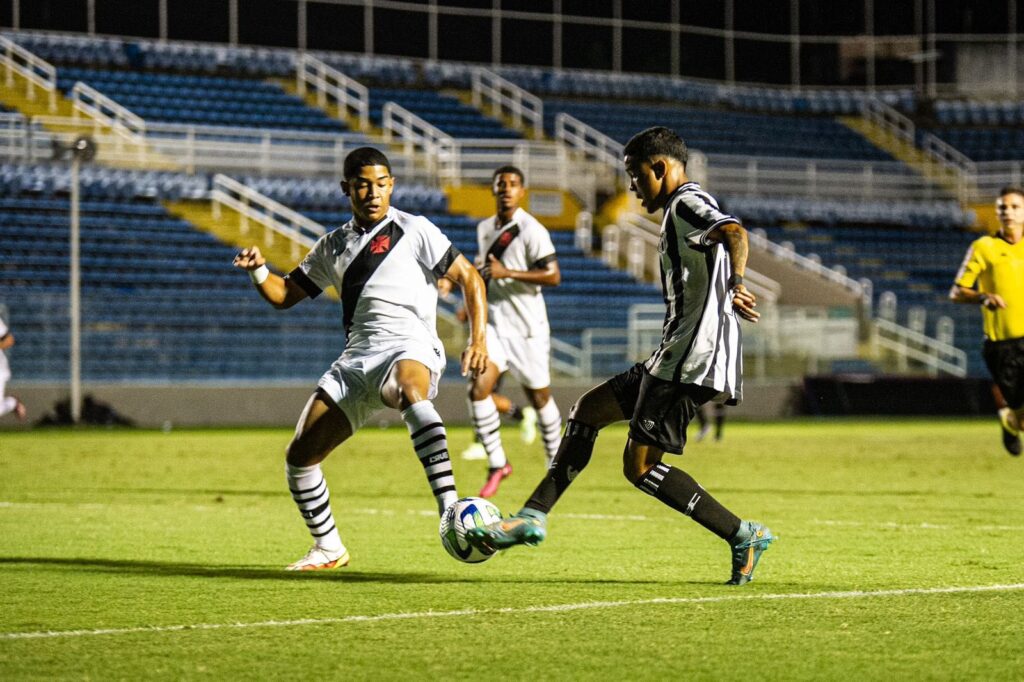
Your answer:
[950,186,1024,456]
[233,147,488,570]
[0,314,27,421]
[468,127,775,585]
[464,166,563,498]
[695,402,726,442]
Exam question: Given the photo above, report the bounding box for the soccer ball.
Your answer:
[439,496,502,563]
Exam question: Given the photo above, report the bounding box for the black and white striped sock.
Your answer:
[286,463,344,552]
[404,401,458,515]
[536,397,562,467]
[470,397,507,469]
[636,462,741,541]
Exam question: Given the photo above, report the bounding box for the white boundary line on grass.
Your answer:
[3,583,1023,642]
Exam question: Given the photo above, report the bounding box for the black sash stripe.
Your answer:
[482,223,521,286]
[341,222,405,336]
[287,267,323,299]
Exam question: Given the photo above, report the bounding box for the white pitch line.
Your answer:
[3,583,1023,642]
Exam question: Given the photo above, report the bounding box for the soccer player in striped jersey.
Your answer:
[468,127,774,585]
[233,147,488,570]
[466,166,563,498]
[951,186,1024,455]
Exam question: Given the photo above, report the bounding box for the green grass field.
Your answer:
[2,419,1023,679]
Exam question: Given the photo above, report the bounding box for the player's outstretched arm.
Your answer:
[949,284,1006,310]
[707,222,759,323]
[445,254,489,377]
[0,330,14,350]
[232,246,308,309]
[486,254,561,287]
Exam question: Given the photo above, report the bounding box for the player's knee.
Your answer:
[527,389,551,409]
[622,458,648,485]
[467,381,491,402]
[285,437,316,467]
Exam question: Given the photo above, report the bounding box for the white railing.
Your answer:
[705,154,953,202]
[974,160,1024,203]
[864,98,976,201]
[22,115,425,180]
[70,82,146,143]
[296,53,369,130]
[872,317,967,377]
[864,97,915,145]
[0,111,29,158]
[210,174,325,260]
[0,35,57,112]
[381,101,458,183]
[554,112,623,168]
[747,228,868,303]
[471,68,544,140]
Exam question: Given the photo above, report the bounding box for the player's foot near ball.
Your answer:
[727,521,775,586]
[466,508,547,551]
[479,463,512,498]
[286,545,350,571]
[998,407,1021,456]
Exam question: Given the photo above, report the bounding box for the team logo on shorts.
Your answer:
[641,419,656,431]
[370,235,391,254]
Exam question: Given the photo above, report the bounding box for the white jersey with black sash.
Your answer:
[288,206,460,352]
[644,182,744,404]
[475,207,556,338]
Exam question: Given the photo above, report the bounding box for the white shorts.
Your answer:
[486,325,551,390]
[317,338,444,431]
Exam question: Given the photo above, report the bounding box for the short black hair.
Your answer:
[343,147,391,180]
[493,165,525,184]
[999,186,1024,200]
[623,126,688,167]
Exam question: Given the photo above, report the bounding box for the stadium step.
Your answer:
[837,115,966,200]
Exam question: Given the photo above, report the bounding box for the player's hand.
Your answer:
[731,284,760,323]
[486,254,510,280]
[233,246,266,271]
[982,293,1007,310]
[461,341,488,378]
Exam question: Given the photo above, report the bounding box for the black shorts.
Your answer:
[983,337,1024,409]
[608,362,720,454]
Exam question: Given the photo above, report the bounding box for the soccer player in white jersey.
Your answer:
[233,147,488,571]
[468,166,562,498]
[0,315,27,421]
[468,127,775,585]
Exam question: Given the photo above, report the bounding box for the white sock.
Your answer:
[470,397,507,469]
[403,400,458,515]
[0,396,15,417]
[537,397,563,467]
[285,463,344,553]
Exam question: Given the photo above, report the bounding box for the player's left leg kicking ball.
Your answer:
[468,371,775,585]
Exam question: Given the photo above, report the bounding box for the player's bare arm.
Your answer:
[0,332,13,350]
[485,254,561,286]
[445,253,489,377]
[233,246,308,309]
[949,284,1007,310]
[706,222,760,323]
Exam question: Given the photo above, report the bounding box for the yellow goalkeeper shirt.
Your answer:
[955,234,1024,341]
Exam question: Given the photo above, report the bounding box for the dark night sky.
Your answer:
[2,0,1020,85]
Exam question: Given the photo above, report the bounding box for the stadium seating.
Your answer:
[368,88,520,139]
[544,99,895,161]
[54,67,345,133]
[921,125,1024,162]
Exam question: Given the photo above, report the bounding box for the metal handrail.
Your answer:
[471,68,544,139]
[873,317,967,377]
[70,82,146,142]
[296,53,369,130]
[381,101,458,183]
[0,35,57,112]
[746,228,867,302]
[211,174,325,260]
[553,112,623,167]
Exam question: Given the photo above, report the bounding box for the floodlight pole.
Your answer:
[70,151,81,423]
[58,135,95,424]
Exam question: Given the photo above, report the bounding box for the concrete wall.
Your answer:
[4,379,802,430]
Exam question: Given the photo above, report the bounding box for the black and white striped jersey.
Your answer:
[644,182,744,404]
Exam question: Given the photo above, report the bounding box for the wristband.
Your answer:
[249,264,270,285]
[728,273,744,288]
